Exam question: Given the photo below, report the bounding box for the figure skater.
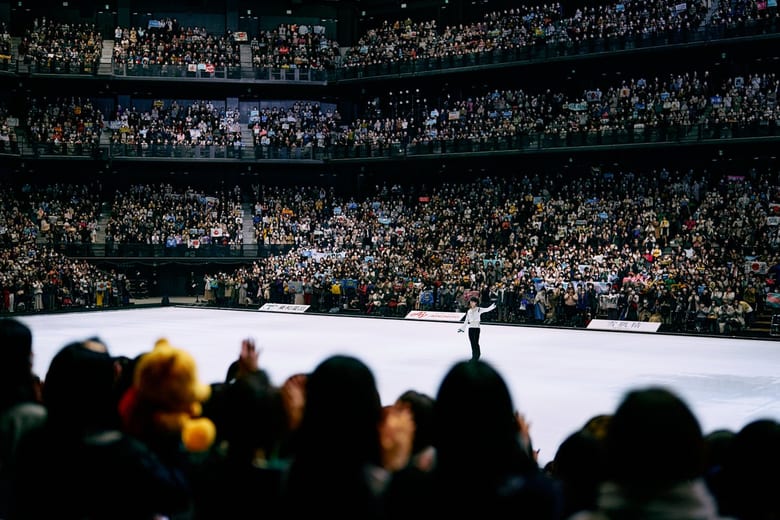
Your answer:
[457,296,496,361]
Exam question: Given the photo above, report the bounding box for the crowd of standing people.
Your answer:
[1,317,777,519]
[199,163,779,335]
[2,161,779,335]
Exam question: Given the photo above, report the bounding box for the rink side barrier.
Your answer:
[405,310,466,322]
[259,303,310,313]
[587,319,661,332]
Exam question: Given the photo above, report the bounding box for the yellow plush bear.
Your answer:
[119,338,216,452]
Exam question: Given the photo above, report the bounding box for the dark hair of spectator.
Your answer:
[0,318,36,412]
[605,386,704,488]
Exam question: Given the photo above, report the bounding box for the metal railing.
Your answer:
[109,142,245,160]
[25,58,100,75]
[30,141,101,157]
[110,62,329,82]
[11,120,780,163]
[47,242,294,259]
[326,121,780,159]
[111,61,243,80]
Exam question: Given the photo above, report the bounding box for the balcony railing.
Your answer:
[31,141,100,157]
[326,121,780,159]
[109,142,245,159]
[110,121,780,161]
[14,120,780,163]
[110,62,329,82]
[26,58,99,75]
[47,241,294,259]
[112,61,243,80]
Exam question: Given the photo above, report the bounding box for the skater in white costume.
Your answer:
[458,296,496,361]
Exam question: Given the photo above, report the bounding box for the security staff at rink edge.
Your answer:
[458,296,496,361]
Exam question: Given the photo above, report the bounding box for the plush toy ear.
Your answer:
[182,416,217,452]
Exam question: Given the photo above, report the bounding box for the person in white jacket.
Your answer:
[457,296,496,361]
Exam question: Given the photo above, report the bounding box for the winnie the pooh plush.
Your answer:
[119,338,216,452]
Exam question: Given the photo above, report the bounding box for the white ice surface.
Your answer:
[17,307,780,467]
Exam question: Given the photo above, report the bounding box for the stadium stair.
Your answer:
[239,43,253,79]
[241,202,256,244]
[747,307,774,335]
[241,127,254,150]
[98,39,114,76]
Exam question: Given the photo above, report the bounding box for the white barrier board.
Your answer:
[259,303,310,313]
[405,310,466,322]
[586,319,661,332]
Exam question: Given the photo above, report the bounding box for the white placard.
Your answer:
[586,319,661,332]
[259,303,310,313]
[405,310,465,322]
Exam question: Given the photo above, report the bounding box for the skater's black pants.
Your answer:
[468,328,481,360]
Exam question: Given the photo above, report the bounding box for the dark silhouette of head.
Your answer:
[0,318,37,412]
[552,429,606,517]
[434,359,533,477]
[285,354,384,518]
[297,354,382,464]
[605,386,704,488]
[221,372,287,462]
[42,339,119,434]
[720,418,780,519]
[396,389,435,456]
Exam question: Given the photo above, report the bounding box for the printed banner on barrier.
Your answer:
[587,319,661,332]
[259,303,310,313]
[405,310,465,322]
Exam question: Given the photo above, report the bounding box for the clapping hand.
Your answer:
[236,337,260,378]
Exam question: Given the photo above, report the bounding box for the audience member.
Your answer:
[393,389,436,470]
[282,354,389,519]
[193,340,289,519]
[549,428,607,518]
[716,418,780,520]
[10,338,193,519]
[0,322,773,519]
[571,386,724,519]
[386,359,562,519]
[0,318,45,518]
[701,428,736,515]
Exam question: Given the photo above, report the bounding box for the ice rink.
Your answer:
[17,306,780,467]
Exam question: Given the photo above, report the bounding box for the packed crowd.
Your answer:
[249,102,341,150]
[0,22,11,63]
[26,96,105,153]
[112,20,241,71]
[249,23,340,71]
[1,319,777,519]
[103,183,245,251]
[0,245,126,313]
[0,181,113,313]
[1,163,779,330]
[1,181,102,248]
[334,69,779,152]
[110,100,243,151]
[704,72,780,134]
[1,0,776,82]
[0,6,776,158]
[710,0,779,32]
[0,102,19,154]
[2,65,775,159]
[199,164,779,334]
[340,0,712,69]
[15,17,103,72]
